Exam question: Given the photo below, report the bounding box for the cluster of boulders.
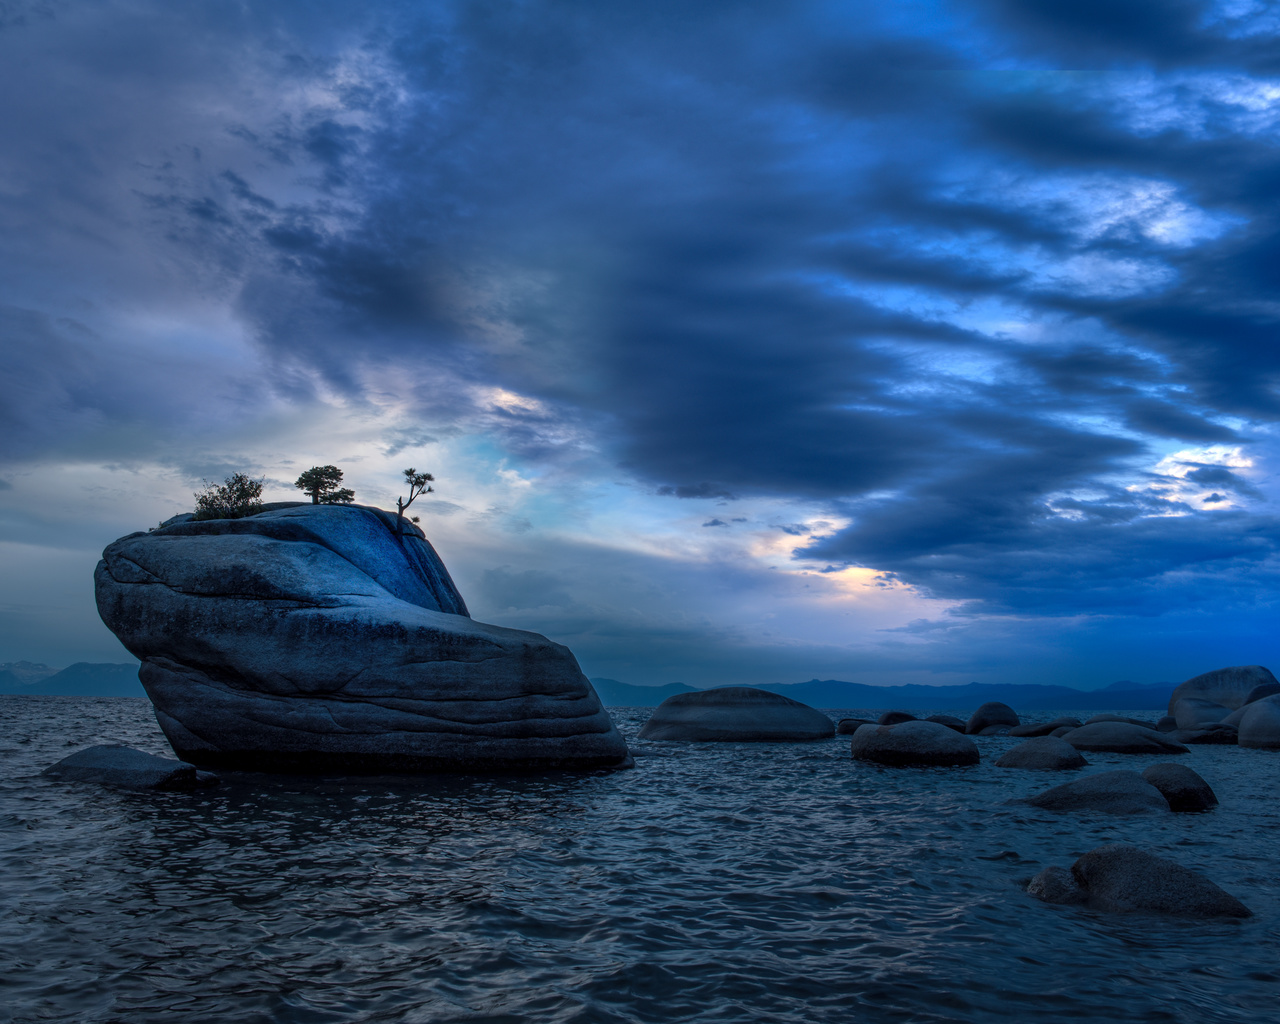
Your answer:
[1017,765,1217,814]
[1159,665,1280,748]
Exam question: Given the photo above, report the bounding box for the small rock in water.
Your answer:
[1174,697,1232,731]
[1237,699,1280,750]
[1027,866,1087,905]
[836,718,876,735]
[1141,764,1217,812]
[639,687,835,742]
[1071,844,1251,918]
[851,720,980,767]
[1059,722,1189,755]
[878,710,916,726]
[1009,717,1082,738]
[42,745,198,791]
[996,736,1088,770]
[967,702,1019,735]
[1019,770,1168,814]
[924,714,966,733]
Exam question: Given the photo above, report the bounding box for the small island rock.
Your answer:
[1059,722,1189,755]
[1071,845,1250,918]
[996,736,1088,770]
[1141,764,1218,812]
[1019,770,1169,814]
[851,720,980,767]
[42,745,198,791]
[967,702,1019,735]
[638,687,834,742]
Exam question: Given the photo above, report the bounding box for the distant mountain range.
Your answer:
[0,662,144,697]
[590,677,1174,711]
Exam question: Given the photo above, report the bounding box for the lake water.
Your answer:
[2,696,1278,1023]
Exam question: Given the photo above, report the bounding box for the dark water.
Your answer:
[2,697,1279,1024]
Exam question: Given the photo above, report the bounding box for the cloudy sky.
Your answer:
[3,0,1279,688]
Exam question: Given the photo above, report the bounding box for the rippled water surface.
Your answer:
[2,696,1279,1023]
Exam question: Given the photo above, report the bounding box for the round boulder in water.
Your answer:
[1071,844,1250,918]
[851,720,980,767]
[967,701,1019,735]
[878,710,916,726]
[836,717,875,735]
[995,736,1088,770]
[1027,866,1086,905]
[1141,763,1218,812]
[1167,665,1279,714]
[1009,717,1082,738]
[1237,699,1280,750]
[1058,722,1188,755]
[637,687,834,742]
[924,714,966,733]
[1019,770,1168,814]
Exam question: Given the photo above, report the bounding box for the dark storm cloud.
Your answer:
[4,0,1280,630]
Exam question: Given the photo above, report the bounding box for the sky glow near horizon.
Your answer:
[2,1,1280,688]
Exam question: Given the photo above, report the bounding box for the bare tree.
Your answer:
[294,465,355,504]
[395,468,434,534]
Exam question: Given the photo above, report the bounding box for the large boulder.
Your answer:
[1009,717,1082,738]
[1019,770,1169,814]
[95,504,630,773]
[850,720,980,767]
[995,736,1088,770]
[42,745,197,791]
[877,710,916,726]
[1070,845,1251,918]
[1173,697,1231,731]
[1141,764,1218,812]
[1237,699,1280,750]
[966,701,1019,735]
[1221,691,1280,729]
[1167,665,1279,714]
[924,714,966,733]
[836,717,875,735]
[1058,722,1189,755]
[637,687,834,742]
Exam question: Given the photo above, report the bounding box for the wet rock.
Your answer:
[1049,726,1074,738]
[1174,697,1232,731]
[1084,714,1156,729]
[924,714,967,733]
[1155,716,1178,733]
[1059,723,1189,755]
[1167,665,1279,714]
[1071,845,1251,918]
[850,720,980,767]
[996,736,1088,770]
[42,745,198,791]
[1168,725,1237,745]
[195,770,221,787]
[1237,699,1280,750]
[95,503,631,773]
[1009,717,1082,738]
[1141,764,1218,812]
[1027,865,1087,905]
[878,710,916,726]
[836,718,876,735]
[1019,770,1169,814]
[967,702,1019,735]
[639,687,835,742]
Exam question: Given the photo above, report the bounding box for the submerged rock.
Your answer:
[1027,865,1087,905]
[924,714,967,733]
[1019,770,1168,814]
[851,720,980,767]
[1071,845,1251,918]
[95,503,630,773]
[1009,717,1082,738]
[1167,665,1279,714]
[967,702,1019,735]
[1237,700,1280,750]
[1141,764,1218,812]
[995,736,1088,770]
[638,687,834,742]
[1059,723,1188,755]
[1174,698,1232,731]
[42,745,197,791]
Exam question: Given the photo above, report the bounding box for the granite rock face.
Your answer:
[95,503,630,773]
[638,687,834,742]
[850,720,980,767]
[1167,665,1279,714]
[42,745,198,791]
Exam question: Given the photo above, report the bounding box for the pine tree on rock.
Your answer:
[294,466,356,505]
[396,468,434,534]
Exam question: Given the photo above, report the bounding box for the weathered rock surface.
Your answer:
[1027,865,1086,905]
[1243,681,1280,705]
[995,736,1088,770]
[1009,717,1082,738]
[1141,764,1218,812]
[1019,770,1169,814]
[851,720,980,767]
[1071,845,1251,918]
[1167,665,1279,714]
[1237,699,1280,750]
[878,710,916,726]
[836,717,875,735]
[42,745,197,791]
[95,503,630,773]
[924,714,966,733]
[1059,722,1189,755]
[1174,697,1232,731]
[1221,692,1280,729]
[967,701,1019,735]
[1049,726,1073,738]
[638,687,834,742]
